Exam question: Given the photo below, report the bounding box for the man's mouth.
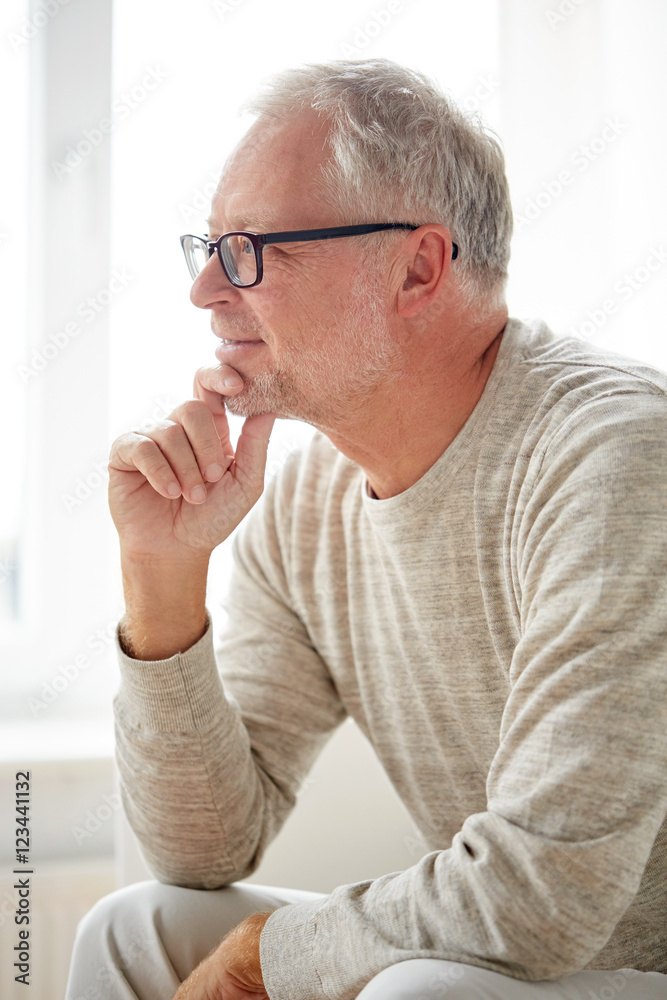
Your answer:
[215,339,266,361]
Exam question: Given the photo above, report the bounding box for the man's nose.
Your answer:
[189,254,237,309]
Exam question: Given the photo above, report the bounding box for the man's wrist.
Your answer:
[222,912,275,987]
[117,609,210,661]
[119,552,210,660]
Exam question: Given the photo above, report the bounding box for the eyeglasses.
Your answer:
[180,223,459,288]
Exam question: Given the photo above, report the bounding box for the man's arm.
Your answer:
[254,393,667,1000]
[113,444,348,887]
[108,368,345,884]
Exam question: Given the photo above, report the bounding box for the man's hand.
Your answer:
[108,365,277,562]
[173,911,274,1000]
[108,364,277,659]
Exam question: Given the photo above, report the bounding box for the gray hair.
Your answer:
[240,58,512,313]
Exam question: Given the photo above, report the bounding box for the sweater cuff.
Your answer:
[114,611,227,731]
[260,898,326,1000]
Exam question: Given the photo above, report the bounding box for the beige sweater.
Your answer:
[114,317,667,1000]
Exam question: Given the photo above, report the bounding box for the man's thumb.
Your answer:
[233,412,277,482]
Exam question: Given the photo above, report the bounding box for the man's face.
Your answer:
[190,111,403,428]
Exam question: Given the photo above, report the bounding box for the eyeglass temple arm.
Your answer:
[260,224,458,259]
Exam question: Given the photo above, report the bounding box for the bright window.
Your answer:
[0,0,117,758]
[0,0,29,628]
[2,0,665,761]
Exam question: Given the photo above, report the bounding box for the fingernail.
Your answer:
[191,485,206,503]
[223,375,242,389]
[205,463,223,480]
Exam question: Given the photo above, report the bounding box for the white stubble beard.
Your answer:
[223,265,404,429]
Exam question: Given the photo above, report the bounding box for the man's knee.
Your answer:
[358,961,667,999]
[76,880,158,933]
[74,880,165,961]
[67,882,170,1000]
[71,878,279,983]
[357,958,477,999]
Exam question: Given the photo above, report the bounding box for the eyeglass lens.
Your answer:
[183,234,257,285]
[219,234,256,285]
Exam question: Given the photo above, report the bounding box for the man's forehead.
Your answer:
[208,143,283,231]
[206,111,333,232]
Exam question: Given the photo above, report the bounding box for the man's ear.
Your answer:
[395,226,455,318]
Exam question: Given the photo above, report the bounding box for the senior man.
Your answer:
[66,59,667,1000]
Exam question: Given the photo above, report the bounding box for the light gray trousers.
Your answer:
[64,880,667,999]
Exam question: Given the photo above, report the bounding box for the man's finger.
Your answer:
[193,366,242,456]
[233,412,277,488]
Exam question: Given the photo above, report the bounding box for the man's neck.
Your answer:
[323,316,507,500]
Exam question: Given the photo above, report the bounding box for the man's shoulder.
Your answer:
[500,319,667,453]
[505,317,667,399]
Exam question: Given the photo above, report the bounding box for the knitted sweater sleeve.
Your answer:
[113,461,347,887]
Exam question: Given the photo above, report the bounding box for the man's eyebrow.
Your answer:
[204,214,277,233]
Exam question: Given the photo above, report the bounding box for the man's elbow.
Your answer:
[140,846,262,890]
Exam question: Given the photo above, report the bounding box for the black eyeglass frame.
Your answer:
[180,223,459,288]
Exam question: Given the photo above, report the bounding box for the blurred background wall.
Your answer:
[0,1,665,996]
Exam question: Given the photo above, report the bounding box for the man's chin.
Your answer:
[223,372,304,421]
[222,387,286,421]
[224,395,268,419]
